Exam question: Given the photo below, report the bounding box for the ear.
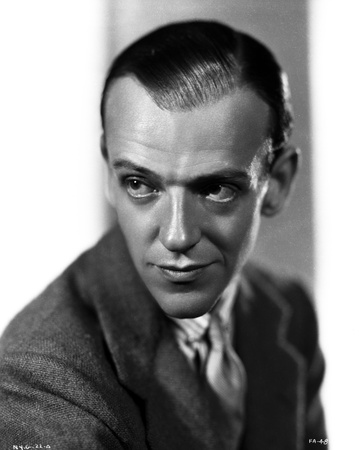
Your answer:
[261,145,300,217]
[100,134,115,207]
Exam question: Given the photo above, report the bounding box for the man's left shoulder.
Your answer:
[241,263,320,356]
[243,262,316,315]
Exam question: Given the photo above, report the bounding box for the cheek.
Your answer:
[212,199,262,266]
[113,198,156,262]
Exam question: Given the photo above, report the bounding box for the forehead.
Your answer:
[104,77,271,178]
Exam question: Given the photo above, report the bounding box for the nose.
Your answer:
[159,188,201,253]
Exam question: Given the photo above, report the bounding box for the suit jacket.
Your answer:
[0,227,326,449]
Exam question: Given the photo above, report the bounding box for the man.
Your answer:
[0,21,326,449]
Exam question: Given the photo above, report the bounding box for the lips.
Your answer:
[155,263,211,283]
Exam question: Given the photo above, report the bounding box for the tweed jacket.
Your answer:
[0,227,326,449]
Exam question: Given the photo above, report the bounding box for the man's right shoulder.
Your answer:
[0,227,126,355]
[0,235,106,359]
[0,227,149,447]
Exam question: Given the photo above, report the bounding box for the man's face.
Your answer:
[104,77,271,318]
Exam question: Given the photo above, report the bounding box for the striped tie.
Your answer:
[205,312,246,414]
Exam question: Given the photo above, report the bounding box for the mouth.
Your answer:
[155,263,211,283]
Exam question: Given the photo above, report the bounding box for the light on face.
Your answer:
[104,78,271,317]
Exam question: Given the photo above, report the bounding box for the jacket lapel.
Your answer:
[236,266,306,450]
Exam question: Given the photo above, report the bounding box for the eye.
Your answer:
[203,184,236,203]
[125,179,158,198]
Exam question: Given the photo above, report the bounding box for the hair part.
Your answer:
[101,21,294,156]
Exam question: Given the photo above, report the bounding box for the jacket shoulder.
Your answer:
[242,263,320,359]
[0,229,146,447]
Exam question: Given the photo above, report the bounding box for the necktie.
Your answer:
[205,312,246,414]
[170,305,246,447]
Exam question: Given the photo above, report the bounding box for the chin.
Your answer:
[155,290,220,319]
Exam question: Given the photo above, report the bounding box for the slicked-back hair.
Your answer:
[101,21,293,153]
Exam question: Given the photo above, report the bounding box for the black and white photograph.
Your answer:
[0,1,359,448]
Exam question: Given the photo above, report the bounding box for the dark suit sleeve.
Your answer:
[305,343,327,444]
[0,356,122,448]
[284,281,328,448]
[0,349,148,449]
[0,296,148,449]
[303,304,328,447]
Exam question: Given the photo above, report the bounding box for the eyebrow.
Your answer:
[112,158,252,186]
